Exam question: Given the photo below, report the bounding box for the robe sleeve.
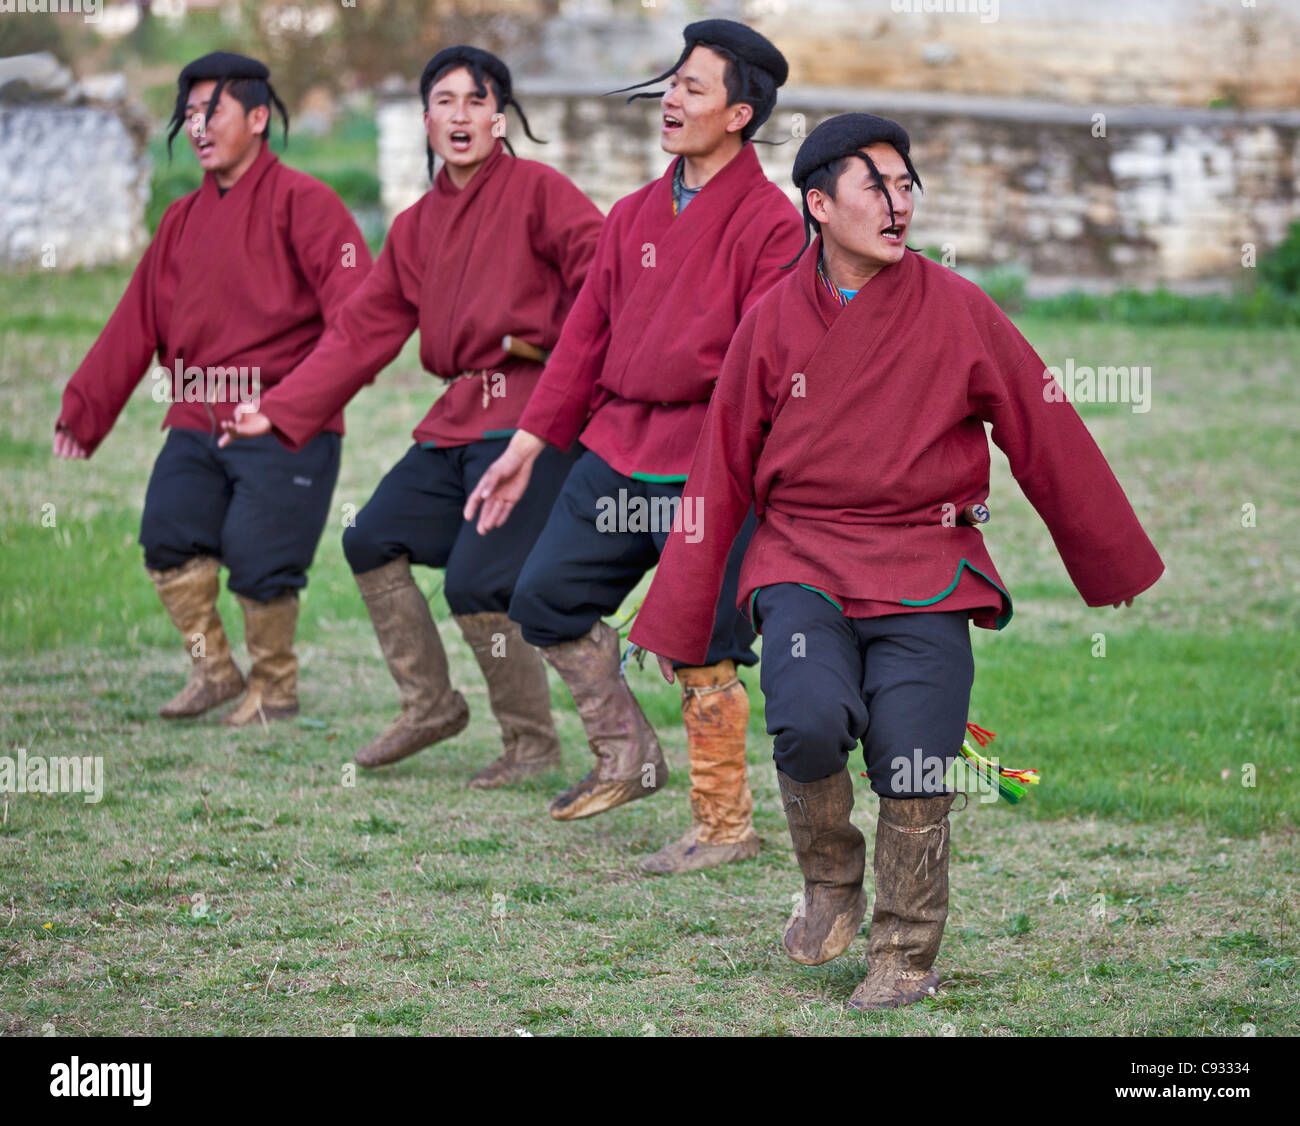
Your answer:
[528,168,603,295]
[285,180,373,323]
[738,202,806,319]
[514,207,620,451]
[57,215,167,458]
[971,321,1165,607]
[628,313,772,665]
[258,225,417,453]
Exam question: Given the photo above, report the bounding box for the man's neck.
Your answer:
[681,135,744,190]
[821,240,887,294]
[446,158,486,191]
[216,141,264,191]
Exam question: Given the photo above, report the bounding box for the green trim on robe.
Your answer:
[899,557,1015,629]
[746,582,844,630]
[631,472,689,483]
[481,429,517,440]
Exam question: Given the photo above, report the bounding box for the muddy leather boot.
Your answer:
[640,661,759,874]
[352,556,469,767]
[542,620,667,821]
[454,611,562,789]
[222,592,301,726]
[778,768,868,965]
[848,793,956,1010]
[148,555,244,718]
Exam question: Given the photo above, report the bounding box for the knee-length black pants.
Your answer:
[341,439,578,615]
[509,449,758,669]
[139,427,340,603]
[753,583,974,797]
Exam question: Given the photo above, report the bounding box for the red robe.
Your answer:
[516,142,806,480]
[629,240,1166,666]
[58,143,371,457]
[257,140,603,452]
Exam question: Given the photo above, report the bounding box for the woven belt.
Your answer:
[434,368,495,409]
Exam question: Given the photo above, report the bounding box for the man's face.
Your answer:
[813,143,915,270]
[424,66,501,173]
[659,45,751,157]
[185,79,267,178]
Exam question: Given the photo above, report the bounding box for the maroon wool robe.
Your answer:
[257,140,603,452]
[516,142,806,480]
[58,143,371,456]
[629,240,1166,666]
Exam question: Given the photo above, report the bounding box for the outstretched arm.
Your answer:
[55,232,165,458]
[220,233,415,450]
[972,322,1164,607]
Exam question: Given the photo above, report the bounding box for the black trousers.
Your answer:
[510,448,759,668]
[140,428,340,603]
[342,439,578,615]
[753,584,974,796]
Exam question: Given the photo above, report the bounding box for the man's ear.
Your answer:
[247,103,271,139]
[806,187,832,225]
[725,101,755,136]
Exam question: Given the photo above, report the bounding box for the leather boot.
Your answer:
[542,620,667,821]
[848,793,956,1010]
[639,660,759,874]
[148,555,244,718]
[454,611,562,789]
[352,556,469,767]
[222,592,301,726]
[778,768,868,965]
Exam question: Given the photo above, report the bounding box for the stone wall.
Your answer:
[520,0,1300,112]
[0,53,152,272]
[378,81,1300,287]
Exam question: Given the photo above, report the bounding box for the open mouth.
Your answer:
[197,139,215,155]
[449,130,472,151]
[662,114,683,133]
[881,224,905,243]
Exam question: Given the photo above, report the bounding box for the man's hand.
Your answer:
[655,653,675,685]
[1112,598,1134,609]
[464,430,546,534]
[52,426,87,459]
[218,405,271,448]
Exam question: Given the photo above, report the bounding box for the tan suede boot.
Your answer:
[352,555,469,767]
[222,592,301,726]
[454,611,562,789]
[778,768,868,965]
[848,793,956,1010]
[148,555,244,719]
[542,620,667,821]
[639,661,759,874]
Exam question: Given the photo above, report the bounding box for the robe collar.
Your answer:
[804,234,916,328]
[659,141,764,216]
[199,140,278,204]
[433,138,508,201]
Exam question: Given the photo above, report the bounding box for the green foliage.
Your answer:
[969,264,1028,315]
[1025,284,1300,328]
[1258,220,1300,296]
[146,164,203,234]
[313,167,381,209]
[0,9,69,61]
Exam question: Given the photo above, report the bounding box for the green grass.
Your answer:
[1,269,1296,1035]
